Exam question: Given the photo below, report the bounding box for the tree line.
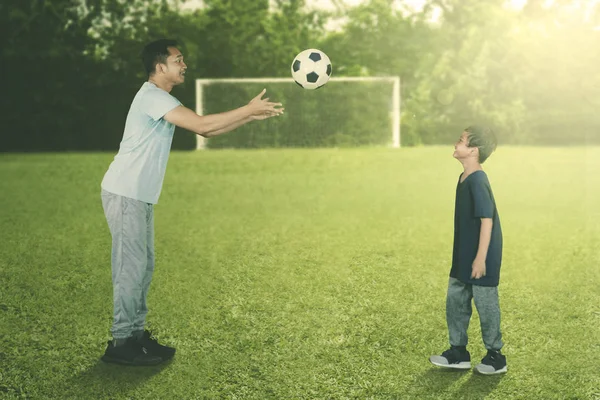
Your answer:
[1,0,598,151]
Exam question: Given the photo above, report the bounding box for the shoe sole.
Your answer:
[429,358,471,370]
[475,365,508,375]
[138,340,176,361]
[142,349,175,361]
[101,355,163,366]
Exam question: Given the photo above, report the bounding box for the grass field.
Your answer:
[0,146,599,399]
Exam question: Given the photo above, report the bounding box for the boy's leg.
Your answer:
[132,202,155,335]
[472,285,503,351]
[446,277,473,347]
[473,284,507,374]
[430,277,473,369]
[101,190,150,341]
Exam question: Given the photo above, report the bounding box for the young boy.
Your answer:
[429,125,507,375]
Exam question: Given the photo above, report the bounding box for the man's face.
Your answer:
[453,131,476,160]
[159,46,187,84]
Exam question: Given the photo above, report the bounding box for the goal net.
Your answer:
[195,77,400,150]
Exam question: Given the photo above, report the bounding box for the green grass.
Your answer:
[0,146,599,399]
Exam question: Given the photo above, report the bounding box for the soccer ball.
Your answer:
[291,49,332,90]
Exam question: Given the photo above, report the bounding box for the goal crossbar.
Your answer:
[195,76,401,149]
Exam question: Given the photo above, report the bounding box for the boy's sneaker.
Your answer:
[429,346,471,370]
[475,350,507,375]
[101,337,163,366]
[136,330,176,361]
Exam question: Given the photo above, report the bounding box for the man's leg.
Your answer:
[132,202,155,335]
[129,202,176,360]
[101,190,150,341]
[100,190,162,365]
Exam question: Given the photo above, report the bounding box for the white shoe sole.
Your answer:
[475,364,508,375]
[429,356,471,370]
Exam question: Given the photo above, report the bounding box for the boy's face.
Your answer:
[453,131,478,161]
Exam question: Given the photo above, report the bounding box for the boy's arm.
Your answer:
[472,218,493,278]
[476,218,493,260]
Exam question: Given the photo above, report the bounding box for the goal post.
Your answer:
[195,76,401,150]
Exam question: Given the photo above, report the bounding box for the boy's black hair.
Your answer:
[465,125,497,163]
[141,39,178,77]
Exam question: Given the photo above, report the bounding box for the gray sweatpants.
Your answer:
[101,189,155,340]
[446,277,503,351]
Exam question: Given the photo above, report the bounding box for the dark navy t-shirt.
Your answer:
[450,170,503,287]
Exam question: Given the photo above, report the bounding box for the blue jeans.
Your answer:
[101,189,155,339]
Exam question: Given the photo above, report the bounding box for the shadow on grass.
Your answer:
[459,371,504,398]
[416,367,468,392]
[404,367,504,398]
[60,358,174,398]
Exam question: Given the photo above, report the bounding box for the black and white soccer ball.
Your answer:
[291,49,332,90]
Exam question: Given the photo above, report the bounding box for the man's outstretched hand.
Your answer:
[247,89,284,120]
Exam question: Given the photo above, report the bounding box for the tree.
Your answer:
[400,0,600,144]
[0,0,112,151]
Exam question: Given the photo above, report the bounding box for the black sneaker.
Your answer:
[429,346,471,370]
[101,337,163,366]
[475,350,507,375]
[137,330,176,361]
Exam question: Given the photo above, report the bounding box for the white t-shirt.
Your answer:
[101,82,181,204]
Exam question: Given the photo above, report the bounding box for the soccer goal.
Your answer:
[195,76,400,150]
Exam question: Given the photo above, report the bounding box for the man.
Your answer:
[100,39,284,366]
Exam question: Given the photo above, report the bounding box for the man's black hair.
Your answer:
[141,39,178,76]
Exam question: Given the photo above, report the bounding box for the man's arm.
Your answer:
[164,89,283,137]
[209,116,254,137]
[472,218,493,278]
[208,108,283,137]
[164,105,251,138]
